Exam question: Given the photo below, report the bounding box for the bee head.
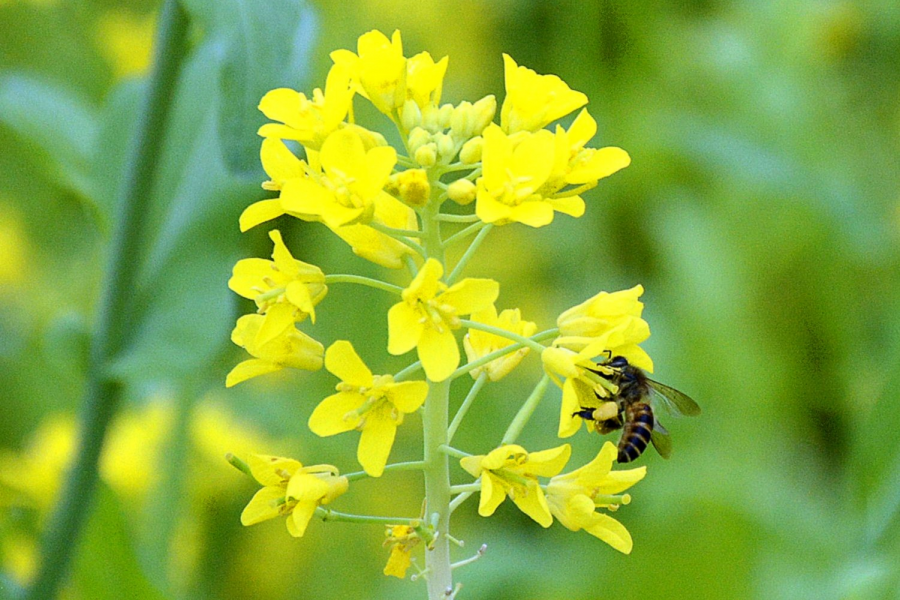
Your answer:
[609,356,629,369]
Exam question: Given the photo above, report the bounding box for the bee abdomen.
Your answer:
[618,403,654,463]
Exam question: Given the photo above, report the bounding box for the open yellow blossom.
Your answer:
[388,259,499,381]
[463,305,537,381]
[554,285,653,367]
[239,138,417,269]
[535,110,631,217]
[383,525,421,578]
[228,230,327,322]
[331,30,407,116]
[241,454,348,538]
[460,444,571,527]
[476,125,574,228]
[546,442,646,553]
[308,341,428,476]
[257,63,354,151]
[279,128,397,229]
[500,54,588,133]
[226,305,324,387]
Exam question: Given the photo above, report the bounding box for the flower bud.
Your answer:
[471,95,497,135]
[415,143,437,167]
[407,127,431,153]
[435,132,456,162]
[395,169,431,208]
[459,136,483,164]
[447,179,476,205]
[400,99,422,131]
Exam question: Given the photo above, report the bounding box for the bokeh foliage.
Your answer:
[1,0,899,598]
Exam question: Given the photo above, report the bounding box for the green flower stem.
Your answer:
[436,213,480,223]
[458,319,547,354]
[324,274,403,295]
[25,3,189,599]
[318,508,421,526]
[394,360,423,381]
[553,183,594,198]
[448,491,474,514]
[439,162,479,174]
[446,224,492,285]
[447,372,488,443]
[449,484,481,495]
[226,453,254,478]
[442,221,486,249]
[368,221,426,256]
[404,254,419,277]
[448,328,558,381]
[438,444,472,459]
[422,378,453,599]
[344,460,426,481]
[501,374,551,445]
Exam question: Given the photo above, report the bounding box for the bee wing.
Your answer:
[650,420,672,459]
[647,379,701,417]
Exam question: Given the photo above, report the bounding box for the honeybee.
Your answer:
[574,355,700,463]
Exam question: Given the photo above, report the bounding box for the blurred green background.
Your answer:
[1,0,899,598]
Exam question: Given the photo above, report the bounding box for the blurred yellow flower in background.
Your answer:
[96,9,155,79]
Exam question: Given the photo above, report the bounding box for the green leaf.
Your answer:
[215,0,318,175]
[0,74,100,208]
[71,483,169,600]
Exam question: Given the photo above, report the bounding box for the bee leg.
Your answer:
[572,408,595,420]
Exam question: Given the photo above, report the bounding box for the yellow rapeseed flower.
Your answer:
[331,30,407,116]
[500,54,587,133]
[475,124,572,227]
[241,454,348,538]
[280,128,397,229]
[388,259,499,381]
[463,305,537,381]
[460,444,571,527]
[226,305,324,387]
[382,525,421,578]
[257,63,354,152]
[228,230,327,323]
[308,341,428,476]
[546,442,646,553]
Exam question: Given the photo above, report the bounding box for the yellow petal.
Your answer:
[287,500,318,538]
[460,455,484,478]
[308,392,364,436]
[387,302,424,355]
[509,201,554,228]
[523,444,571,477]
[258,88,303,127]
[598,466,647,494]
[387,381,428,413]
[584,513,633,554]
[440,278,500,315]
[568,147,631,184]
[247,454,303,486]
[417,327,459,382]
[478,473,507,517]
[255,303,296,348]
[325,340,373,386]
[510,483,553,528]
[240,486,284,526]
[475,191,512,225]
[558,380,584,438]
[228,258,276,300]
[260,138,304,185]
[358,409,397,477]
[239,199,285,232]
[549,196,585,218]
[225,359,282,388]
[321,128,367,179]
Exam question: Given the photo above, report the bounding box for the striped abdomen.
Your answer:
[618,402,654,463]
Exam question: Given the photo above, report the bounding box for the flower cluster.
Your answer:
[224,29,683,592]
